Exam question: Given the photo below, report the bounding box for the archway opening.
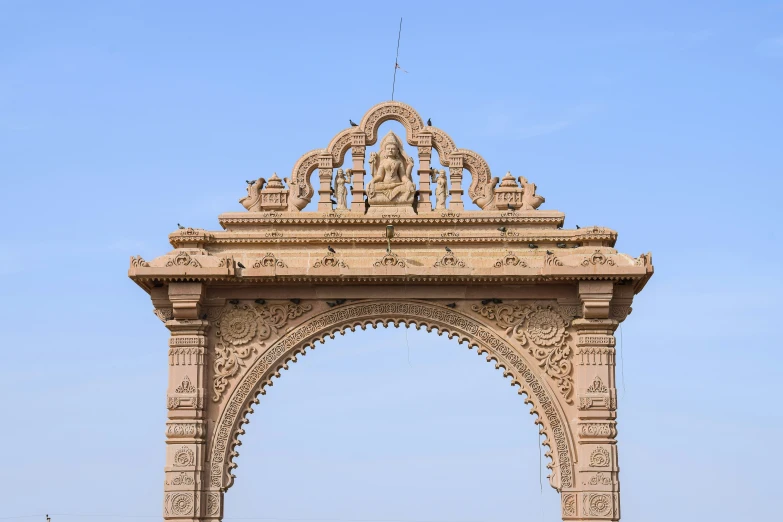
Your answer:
[223,324,561,520]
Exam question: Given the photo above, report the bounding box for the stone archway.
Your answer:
[129,100,653,521]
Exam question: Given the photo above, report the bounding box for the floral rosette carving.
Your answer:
[213,301,312,401]
[471,302,574,403]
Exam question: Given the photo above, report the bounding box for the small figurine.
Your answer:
[434,169,448,210]
[335,169,349,210]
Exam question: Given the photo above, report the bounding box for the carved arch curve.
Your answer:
[287,101,498,210]
[209,300,576,494]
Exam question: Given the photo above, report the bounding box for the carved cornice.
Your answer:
[218,211,568,228]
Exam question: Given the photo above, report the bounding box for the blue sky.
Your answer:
[1,1,782,521]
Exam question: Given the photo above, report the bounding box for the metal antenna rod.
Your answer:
[391,17,402,100]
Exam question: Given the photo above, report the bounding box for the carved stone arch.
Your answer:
[208,299,576,495]
[286,149,322,211]
[428,126,457,165]
[326,129,354,167]
[358,100,425,146]
[462,148,499,209]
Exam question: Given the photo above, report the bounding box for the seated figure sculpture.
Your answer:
[367,131,416,206]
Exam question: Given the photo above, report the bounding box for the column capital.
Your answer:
[578,281,614,319]
[169,282,206,320]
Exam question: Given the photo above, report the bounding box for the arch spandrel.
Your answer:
[207,299,577,495]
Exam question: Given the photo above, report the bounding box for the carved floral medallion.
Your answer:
[471,302,575,402]
[212,301,312,401]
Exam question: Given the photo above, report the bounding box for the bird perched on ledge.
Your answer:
[177,223,185,229]
[327,245,336,253]
[349,119,358,127]
[427,118,432,126]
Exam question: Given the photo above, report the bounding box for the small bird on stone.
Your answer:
[481,299,491,305]
[335,299,346,305]
[246,179,256,186]
[508,205,516,211]
[427,118,432,126]
[491,298,502,304]
[446,302,456,308]
[445,246,452,253]
[326,301,337,307]
[327,245,336,253]
[237,262,246,269]
[497,226,507,233]
[290,298,301,305]
[177,223,185,229]
[349,119,358,127]
[201,313,208,320]
[576,225,581,229]
[255,299,266,305]
[546,250,554,255]
[528,243,539,249]
[229,299,239,305]
[556,243,567,249]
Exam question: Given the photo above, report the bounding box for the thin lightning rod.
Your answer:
[391,17,402,100]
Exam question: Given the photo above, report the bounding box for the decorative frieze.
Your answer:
[579,421,617,439]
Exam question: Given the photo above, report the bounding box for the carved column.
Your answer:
[417,133,433,212]
[317,154,334,212]
[562,281,619,521]
[164,283,210,521]
[350,132,367,213]
[447,153,464,211]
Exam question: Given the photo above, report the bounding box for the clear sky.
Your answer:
[1,1,782,521]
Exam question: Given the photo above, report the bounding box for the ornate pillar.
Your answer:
[561,281,620,521]
[447,153,464,211]
[164,283,211,521]
[417,132,433,212]
[317,154,334,212]
[350,132,367,213]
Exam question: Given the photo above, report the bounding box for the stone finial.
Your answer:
[240,174,289,212]
[492,172,545,211]
[493,172,523,210]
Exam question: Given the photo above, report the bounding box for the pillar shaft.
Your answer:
[447,154,464,211]
[350,133,366,213]
[562,280,620,521]
[417,133,433,212]
[164,283,214,521]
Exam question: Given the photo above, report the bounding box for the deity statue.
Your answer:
[335,169,349,210]
[367,131,416,206]
[434,169,448,210]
